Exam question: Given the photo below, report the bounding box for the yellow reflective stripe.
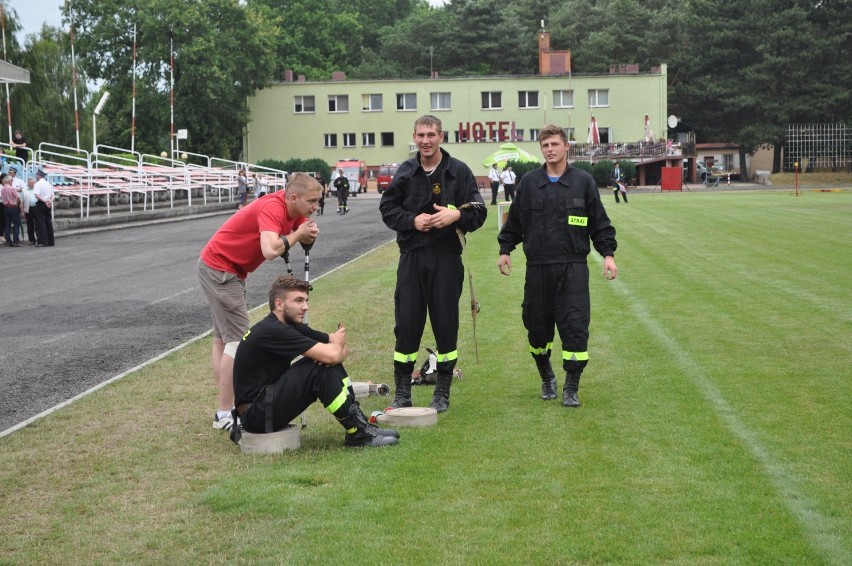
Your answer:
[341,376,351,388]
[529,342,554,355]
[562,351,589,361]
[326,389,348,414]
[436,350,458,362]
[394,351,418,363]
[568,216,588,226]
[447,204,457,210]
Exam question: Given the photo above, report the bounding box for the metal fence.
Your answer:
[785,123,851,172]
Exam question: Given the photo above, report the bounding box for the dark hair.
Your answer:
[268,275,311,311]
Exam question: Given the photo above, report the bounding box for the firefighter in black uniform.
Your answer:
[333,169,350,214]
[379,115,486,413]
[497,124,618,407]
[233,275,399,447]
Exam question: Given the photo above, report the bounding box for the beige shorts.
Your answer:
[197,258,250,343]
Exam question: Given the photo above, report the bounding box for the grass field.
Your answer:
[1,190,850,565]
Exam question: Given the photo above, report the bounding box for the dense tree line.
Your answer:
[1,0,848,169]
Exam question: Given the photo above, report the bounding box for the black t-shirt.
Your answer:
[13,135,27,161]
[233,312,329,405]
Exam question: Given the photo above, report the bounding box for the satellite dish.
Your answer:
[667,115,679,129]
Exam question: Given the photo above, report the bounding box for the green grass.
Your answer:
[1,191,850,565]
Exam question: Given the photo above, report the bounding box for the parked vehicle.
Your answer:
[376,163,399,193]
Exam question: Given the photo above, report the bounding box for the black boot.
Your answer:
[562,372,581,408]
[429,373,452,413]
[390,373,412,409]
[345,386,399,438]
[338,404,399,447]
[532,353,557,400]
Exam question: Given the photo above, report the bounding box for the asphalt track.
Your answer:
[0,192,393,433]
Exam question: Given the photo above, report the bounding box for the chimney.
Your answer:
[284,69,293,82]
[297,74,306,82]
[331,71,346,81]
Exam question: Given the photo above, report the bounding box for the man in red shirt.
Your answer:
[198,172,321,432]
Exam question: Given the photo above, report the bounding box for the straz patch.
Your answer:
[432,183,441,195]
[568,215,588,226]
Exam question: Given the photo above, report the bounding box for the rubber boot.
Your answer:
[532,353,557,400]
[337,403,399,447]
[389,373,412,409]
[562,372,581,408]
[346,385,399,438]
[429,373,452,413]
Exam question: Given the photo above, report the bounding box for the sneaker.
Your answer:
[212,412,235,431]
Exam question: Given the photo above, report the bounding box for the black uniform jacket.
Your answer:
[497,164,617,264]
[379,148,486,255]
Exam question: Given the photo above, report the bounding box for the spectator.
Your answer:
[379,114,487,413]
[488,163,501,205]
[500,165,516,202]
[23,176,38,245]
[33,169,55,247]
[233,275,398,447]
[11,130,28,164]
[236,169,248,209]
[198,172,321,432]
[2,174,23,247]
[8,167,26,242]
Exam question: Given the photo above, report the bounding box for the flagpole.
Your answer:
[0,5,12,144]
[131,23,137,153]
[71,25,81,150]
[169,31,174,160]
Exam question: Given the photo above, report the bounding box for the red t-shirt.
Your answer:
[200,192,307,279]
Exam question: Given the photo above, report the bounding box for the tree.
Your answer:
[66,0,279,159]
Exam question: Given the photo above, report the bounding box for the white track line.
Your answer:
[0,240,394,439]
[590,254,849,566]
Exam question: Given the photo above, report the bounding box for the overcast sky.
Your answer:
[8,0,64,43]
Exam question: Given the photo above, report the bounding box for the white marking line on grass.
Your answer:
[0,240,395,440]
[592,256,850,566]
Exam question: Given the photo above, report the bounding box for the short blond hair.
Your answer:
[286,172,322,196]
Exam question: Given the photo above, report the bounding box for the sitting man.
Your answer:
[233,275,399,448]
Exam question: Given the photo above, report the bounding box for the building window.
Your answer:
[362,93,383,111]
[530,129,540,142]
[562,127,575,141]
[343,133,356,147]
[588,89,609,107]
[430,92,451,111]
[362,132,376,147]
[295,95,315,113]
[481,91,502,110]
[518,91,539,109]
[515,129,524,141]
[396,93,417,111]
[328,95,348,113]
[381,132,395,147]
[553,89,574,108]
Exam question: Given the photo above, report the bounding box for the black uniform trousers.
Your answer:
[240,357,348,434]
[522,262,591,373]
[35,201,55,246]
[394,246,464,376]
[490,181,500,205]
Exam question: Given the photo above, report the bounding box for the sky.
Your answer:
[8,0,64,43]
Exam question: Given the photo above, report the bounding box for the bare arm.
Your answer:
[259,220,318,260]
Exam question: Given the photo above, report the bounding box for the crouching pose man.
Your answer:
[233,276,399,447]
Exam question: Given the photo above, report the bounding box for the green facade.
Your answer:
[245,65,667,173]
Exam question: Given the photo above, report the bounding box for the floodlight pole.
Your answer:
[92,91,111,155]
